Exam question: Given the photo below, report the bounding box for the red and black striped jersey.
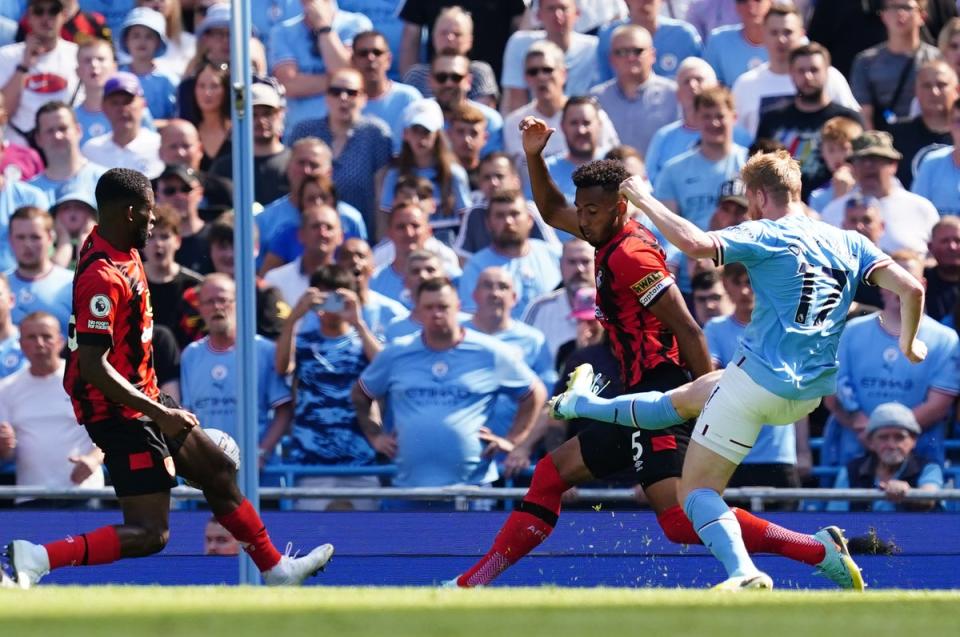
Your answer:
[64,227,159,425]
[593,219,682,387]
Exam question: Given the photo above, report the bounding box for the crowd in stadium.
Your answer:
[0,0,957,514]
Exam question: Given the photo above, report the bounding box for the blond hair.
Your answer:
[740,150,802,205]
[820,116,863,145]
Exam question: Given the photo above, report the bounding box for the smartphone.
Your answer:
[314,292,345,313]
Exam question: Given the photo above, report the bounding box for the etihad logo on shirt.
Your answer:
[24,73,68,94]
[630,271,672,307]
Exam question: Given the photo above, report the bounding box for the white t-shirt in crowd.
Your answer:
[81,129,164,179]
[503,101,621,162]
[821,187,941,256]
[0,363,103,499]
[0,39,79,145]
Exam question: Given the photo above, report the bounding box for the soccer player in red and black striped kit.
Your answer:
[2,169,332,588]
[446,117,841,588]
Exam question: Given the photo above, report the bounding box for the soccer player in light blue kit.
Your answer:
[556,149,927,590]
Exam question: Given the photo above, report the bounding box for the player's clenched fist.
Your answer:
[618,175,652,207]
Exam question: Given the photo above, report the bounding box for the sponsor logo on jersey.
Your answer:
[630,271,672,306]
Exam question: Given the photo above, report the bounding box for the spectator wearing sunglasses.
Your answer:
[288,67,393,233]
[428,52,503,156]
[155,163,214,275]
[268,0,373,135]
[14,0,110,45]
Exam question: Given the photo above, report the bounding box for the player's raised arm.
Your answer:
[521,117,583,239]
[620,176,716,259]
[76,342,198,436]
[868,261,927,363]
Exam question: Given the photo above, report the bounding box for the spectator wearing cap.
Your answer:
[428,53,503,157]
[754,43,864,201]
[850,0,942,131]
[887,60,958,189]
[499,0,599,115]
[400,7,500,109]
[597,0,702,82]
[0,0,79,147]
[825,250,960,468]
[701,0,768,88]
[828,402,943,512]
[822,131,940,256]
[268,0,373,134]
[352,29,423,154]
[503,41,619,168]
[5,206,73,336]
[118,7,178,121]
[458,188,562,319]
[29,101,107,204]
[156,163,213,274]
[590,24,678,158]
[49,190,96,270]
[209,78,292,206]
[378,98,471,232]
[80,71,164,178]
[15,0,110,45]
[923,216,960,321]
[912,96,960,215]
[842,195,887,310]
[288,67,393,232]
[521,238,595,364]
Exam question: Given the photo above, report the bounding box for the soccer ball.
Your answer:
[183,428,241,489]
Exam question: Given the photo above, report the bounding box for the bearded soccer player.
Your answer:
[1,169,332,589]
[444,118,861,590]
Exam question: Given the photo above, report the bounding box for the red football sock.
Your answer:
[216,499,282,572]
[44,525,121,570]
[733,507,825,566]
[457,456,570,587]
[656,505,701,544]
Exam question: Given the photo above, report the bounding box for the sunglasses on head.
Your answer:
[433,71,465,84]
[525,66,555,77]
[327,86,360,98]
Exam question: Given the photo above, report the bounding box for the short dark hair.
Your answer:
[34,100,74,131]
[789,42,831,67]
[561,95,599,123]
[720,262,749,281]
[152,205,181,236]
[479,151,518,172]
[208,211,235,246]
[95,169,151,215]
[309,263,358,294]
[572,159,630,193]
[488,187,524,206]
[415,276,456,301]
[691,269,722,292]
[749,137,787,157]
[353,30,387,47]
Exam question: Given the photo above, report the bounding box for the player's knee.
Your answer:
[134,526,170,556]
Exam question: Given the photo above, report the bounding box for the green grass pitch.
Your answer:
[1,587,958,637]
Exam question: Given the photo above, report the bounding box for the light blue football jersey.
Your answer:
[711,213,890,400]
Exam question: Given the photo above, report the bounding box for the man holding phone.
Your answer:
[274,264,383,510]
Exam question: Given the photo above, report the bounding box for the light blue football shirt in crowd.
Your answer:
[0,180,51,271]
[0,328,24,379]
[464,319,557,437]
[523,154,583,205]
[119,66,178,120]
[79,0,135,35]
[0,0,24,21]
[807,183,837,213]
[268,10,373,133]
[339,0,407,79]
[645,120,753,184]
[256,195,367,260]
[6,266,73,337]
[833,313,960,464]
[828,462,943,512]
[28,162,107,204]
[180,336,291,441]
[358,329,538,487]
[363,81,423,153]
[250,0,302,48]
[384,310,473,342]
[379,165,472,214]
[654,145,748,230]
[704,314,797,464]
[285,326,375,466]
[711,213,891,400]
[703,25,768,87]
[458,241,562,319]
[911,146,960,215]
[369,264,406,307]
[597,16,703,81]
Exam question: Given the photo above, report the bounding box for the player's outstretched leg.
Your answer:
[176,428,333,585]
[450,454,574,587]
[551,365,723,429]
